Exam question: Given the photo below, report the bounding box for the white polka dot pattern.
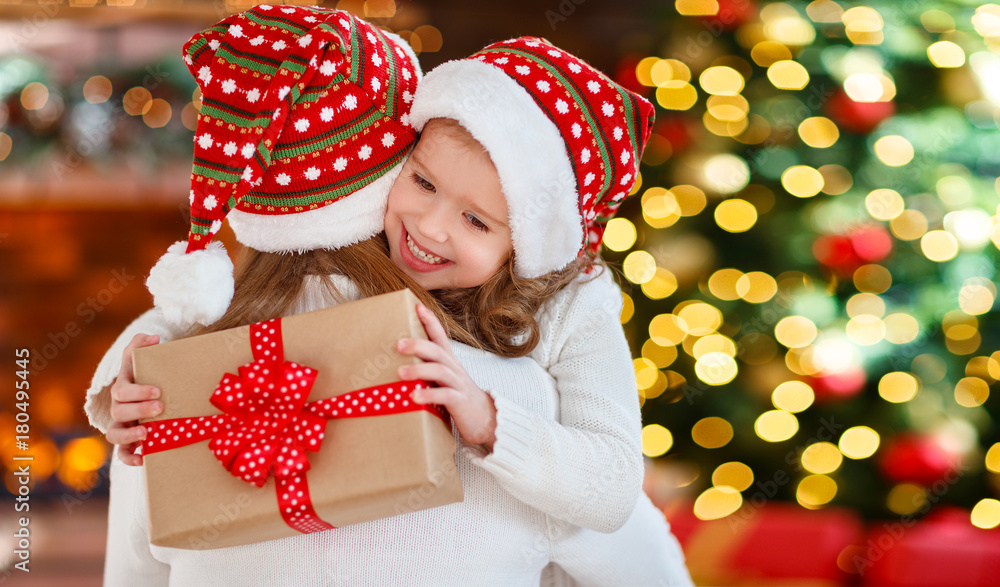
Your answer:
[139,317,449,536]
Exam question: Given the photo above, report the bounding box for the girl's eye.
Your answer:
[412,173,435,193]
[465,213,488,232]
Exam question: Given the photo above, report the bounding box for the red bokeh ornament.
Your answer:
[825,89,895,135]
[879,434,963,487]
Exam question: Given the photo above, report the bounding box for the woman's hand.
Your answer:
[396,304,497,451]
[106,333,163,466]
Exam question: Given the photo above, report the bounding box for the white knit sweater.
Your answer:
[85,274,691,586]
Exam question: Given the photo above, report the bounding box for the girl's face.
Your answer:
[385,122,512,291]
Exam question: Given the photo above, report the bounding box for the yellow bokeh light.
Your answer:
[706,94,750,121]
[844,72,894,102]
[843,6,884,45]
[846,293,886,318]
[603,218,637,252]
[971,499,1000,529]
[920,230,959,262]
[884,313,920,344]
[715,199,758,233]
[781,165,825,198]
[797,474,838,508]
[634,357,659,390]
[413,25,442,52]
[643,339,678,369]
[955,377,990,407]
[798,116,839,148]
[736,271,777,303]
[767,60,810,90]
[819,164,853,195]
[774,316,818,348]
[123,86,153,116]
[695,351,738,385]
[986,443,1000,473]
[763,11,817,46]
[709,268,743,301]
[641,424,674,457]
[676,0,720,17]
[801,442,843,474]
[878,372,919,403]
[839,426,880,459]
[642,189,682,229]
[751,41,792,67]
[755,409,799,442]
[921,9,955,33]
[692,334,737,359]
[772,380,815,413]
[713,462,754,491]
[20,82,49,110]
[873,135,914,167]
[890,209,929,241]
[693,486,743,520]
[620,292,634,324]
[854,264,892,294]
[846,315,885,345]
[973,4,1000,37]
[672,184,708,216]
[677,302,724,336]
[959,282,996,315]
[703,153,751,192]
[83,75,113,104]
[649,313,688,346]
[641,267,679,300]
[636,57,659,87]
[143,98,172,128]
[656,81,698,110]
[0,133,11,162]
[865,188,905,221]
[692,417,734,448]
[807,0,844,23]
[927,41,966,68]
[699,66,745,95]
[887,483,927,515]
[623,251,657,284]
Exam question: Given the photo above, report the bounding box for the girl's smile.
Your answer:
[384,119,512,290]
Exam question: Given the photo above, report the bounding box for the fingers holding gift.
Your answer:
[108,421,146,466]
[397,361,462,391]
[396,337,453,367]
[110,392,163,424]
[119,333,159,384]
[414,303,450,347]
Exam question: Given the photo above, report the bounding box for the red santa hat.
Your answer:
[408,37,654,278]
[147,5,421,327]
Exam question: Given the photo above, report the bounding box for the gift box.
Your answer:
[665,500,864,586]
[133,289,463,550]
[860,507,1000,587]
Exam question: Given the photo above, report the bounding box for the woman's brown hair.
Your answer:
[185,233,481,351]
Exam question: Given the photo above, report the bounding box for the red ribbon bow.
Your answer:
[141,318,448,534]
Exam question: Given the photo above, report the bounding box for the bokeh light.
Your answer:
[839,426,880,459]
[692,417,734,448]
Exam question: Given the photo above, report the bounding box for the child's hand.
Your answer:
[396,303,498,451]
[106,333,163,466]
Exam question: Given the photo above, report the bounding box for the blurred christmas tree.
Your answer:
[610,0,1000,527]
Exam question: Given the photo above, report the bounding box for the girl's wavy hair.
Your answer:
[185,233,481,351]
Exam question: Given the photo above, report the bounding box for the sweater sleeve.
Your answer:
[84,308,178,434]
[465,270,644,533]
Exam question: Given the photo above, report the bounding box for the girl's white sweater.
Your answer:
[85,273,690,586]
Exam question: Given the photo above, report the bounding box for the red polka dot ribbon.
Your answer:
[140,318,448,534]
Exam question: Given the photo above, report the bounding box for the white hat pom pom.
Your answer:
[146,240,235,328]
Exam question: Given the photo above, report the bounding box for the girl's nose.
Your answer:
[415,203,449,243]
